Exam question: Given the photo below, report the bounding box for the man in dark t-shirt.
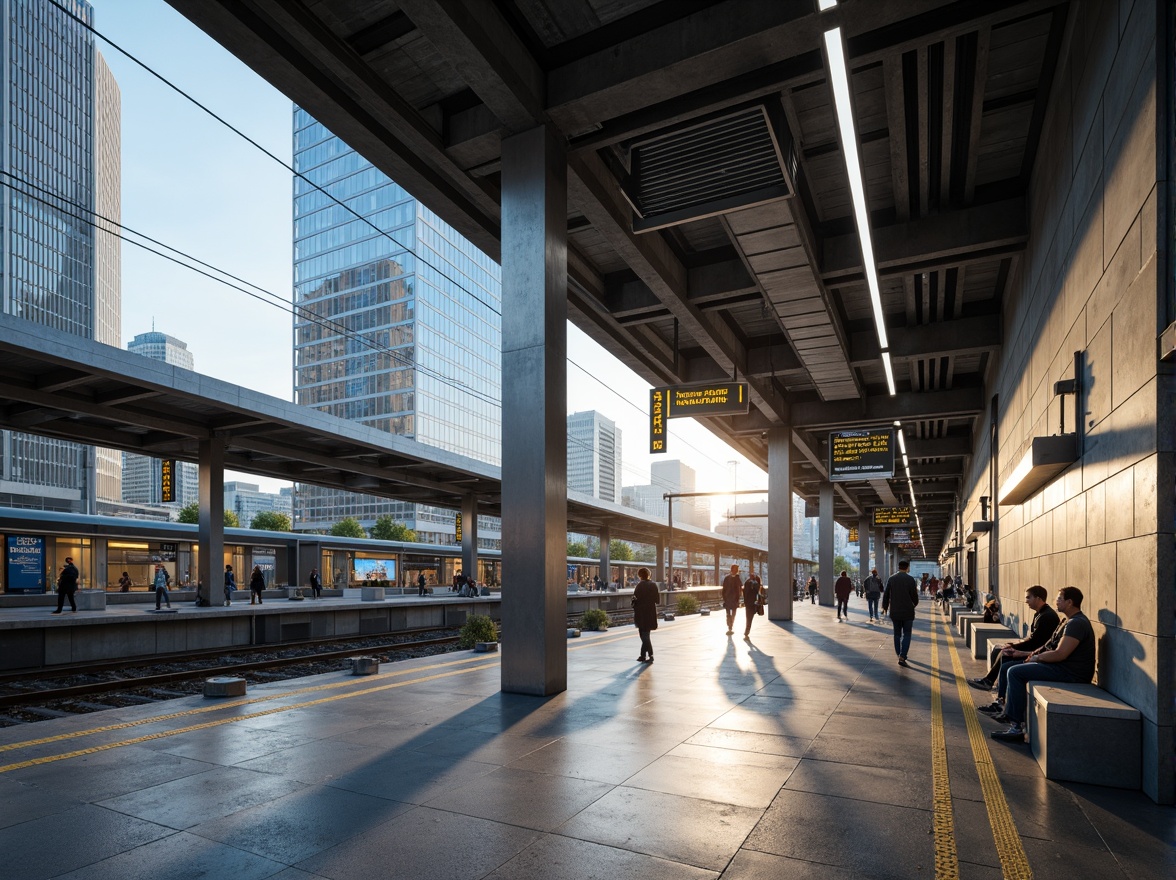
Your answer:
[721,564,743,636]
[991,586,1096,743]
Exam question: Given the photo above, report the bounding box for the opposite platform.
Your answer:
[0,597,1169,880]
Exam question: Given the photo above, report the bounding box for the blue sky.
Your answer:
[88,0,768,513]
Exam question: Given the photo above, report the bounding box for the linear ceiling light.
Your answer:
[824,26,892,393]
[818,0,839,10]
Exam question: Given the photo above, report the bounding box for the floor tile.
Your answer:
[624,749,796,808]
[556,785,762,872]
[482,833,718,879]
[53,830,289,880]
[296,805,541,880]
[423,765,613,831]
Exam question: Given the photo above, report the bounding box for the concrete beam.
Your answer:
[791,387,986,429]
[849,314,1001,366]
[822,198,1028,285]
[396,0,544,132]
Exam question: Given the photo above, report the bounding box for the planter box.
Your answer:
[76,590,106,611]
[474,641,498,652]
[360,587,385,602]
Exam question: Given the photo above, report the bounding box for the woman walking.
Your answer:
[632,567,659,663]
[742,573,763,639]
[249,565,266,605]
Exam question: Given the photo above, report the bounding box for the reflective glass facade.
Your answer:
[292,110,501,543]
[0,1,120,512]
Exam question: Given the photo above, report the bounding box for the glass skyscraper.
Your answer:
[0,0,121,512]
[292,109,501,545]
[122,331,198,510]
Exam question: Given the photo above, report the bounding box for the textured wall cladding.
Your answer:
[955,0,1169,801]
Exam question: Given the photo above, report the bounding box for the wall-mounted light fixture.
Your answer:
[998,352,1083,506]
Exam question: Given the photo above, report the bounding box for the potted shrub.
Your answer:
[460,613,498,652]
[676,594,699,615]
[578,608,610,632]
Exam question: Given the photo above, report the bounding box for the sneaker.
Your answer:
[968,677,993,691]
[977,702,1004,715]
[992,713,1011,724]
[51,610,62,614]
[725,630,733,635]
[991,725,1025,742]
[897,657,908,667]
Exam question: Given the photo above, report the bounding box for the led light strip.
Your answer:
[894,420,926,556]
[824,24,896,395]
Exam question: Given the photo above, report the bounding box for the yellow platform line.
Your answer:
[929,616,961,880]
[939,611,1034,880]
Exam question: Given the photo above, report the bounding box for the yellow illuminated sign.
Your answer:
[872,506,913,527]
[455,513,462,543]
[160,459,176,503]
[650,382,748,453]
[649,388,668,454]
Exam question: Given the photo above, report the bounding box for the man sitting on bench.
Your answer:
[990,586,1096,743]
[970,584,1059,705]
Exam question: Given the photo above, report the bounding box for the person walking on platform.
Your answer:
[863,568,883,622]
[882,559,919,666]
[118,571,132,592]
[632,567,659,663]
[52,557,80,613]
[223,564,236,606]
[807,575,818,604]
[721,563,743,635]
[153,564,172,610]
[417,572,427,596]
[309,568,322,599]
[249,565,265,605]
[834,570,853,621]
[742,573,763,639]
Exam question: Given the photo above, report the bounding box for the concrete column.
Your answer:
[819,481,834,605]
[767,427,793,621]
[713,545,722,586]
[197,437,224,606]
[655,538,665,584]
[858,516,870,583]
[599,525,610,586]
[461,494,478,584]
[874,527,886,581]
[500,124,567,697]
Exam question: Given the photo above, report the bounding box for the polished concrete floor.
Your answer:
[0,599,1170,879]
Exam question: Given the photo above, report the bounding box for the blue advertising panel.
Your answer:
[7,535,46,593]
[354,558,397,582]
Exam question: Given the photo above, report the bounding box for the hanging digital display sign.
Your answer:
[650,383,749,453]
[828,429,895,481]
[872,506,914,527]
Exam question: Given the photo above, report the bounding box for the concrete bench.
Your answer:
[968,623,1015,658]
[1029,683,1141,789]
[360,586,385,602]
[956,612,984,637]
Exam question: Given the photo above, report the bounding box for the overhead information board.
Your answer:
[847,526,858,543]
[887,528,911,543]
[161,459,176,503]
[649,388,668,454]
[872,506,913,527]
[828,429,894,481]
[649,382,748,454]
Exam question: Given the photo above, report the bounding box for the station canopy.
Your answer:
[166,0,1066,554]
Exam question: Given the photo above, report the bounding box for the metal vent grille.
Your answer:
[629,104,794,232]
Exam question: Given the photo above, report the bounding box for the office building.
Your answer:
[121,331,198,512]
[566,411,621,503]
[225,482,293,528]
[624,459,708,528]
[291,111,501,547]
[0,1,120,513]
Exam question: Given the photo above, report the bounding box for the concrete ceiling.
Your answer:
[164,0,1071,555]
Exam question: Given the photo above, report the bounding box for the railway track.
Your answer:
[0,601,719,726]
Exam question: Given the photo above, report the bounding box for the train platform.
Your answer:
[0,599,1169,880]
[0,585,715,672]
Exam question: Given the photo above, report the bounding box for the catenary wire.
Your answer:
[45,0,501,319]
[35,3,760,490]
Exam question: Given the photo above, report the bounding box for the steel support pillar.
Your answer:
[858,516,870,584]
[599,525,611,586]
[819,481,834,605]
[713,546,722,586]
[197,437,224,606]
[461,494,478,586]
[500,124,567,697]
[875,527,887,582]
[655,538,665,584]
[767,427,793,621]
